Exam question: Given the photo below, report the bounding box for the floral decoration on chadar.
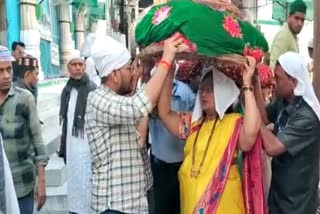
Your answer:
[223,15,243,38]
[152,6,172,26]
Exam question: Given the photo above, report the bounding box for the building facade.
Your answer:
[0,0,107,79]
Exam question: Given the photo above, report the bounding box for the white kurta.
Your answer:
[67,89,92,214]
[3,144,20,214]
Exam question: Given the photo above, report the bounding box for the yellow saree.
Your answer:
[179,113,245,214]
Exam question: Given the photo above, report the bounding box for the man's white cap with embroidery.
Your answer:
[67,50,83,65]
[0,45,15,62]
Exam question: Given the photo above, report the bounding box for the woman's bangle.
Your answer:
[159,59,172,70]
[241,84,254,94]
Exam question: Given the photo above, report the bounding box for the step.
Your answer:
[37,81,63,157]
[41,107,61,156]
[45,153,66,187]
[37,181,68,214]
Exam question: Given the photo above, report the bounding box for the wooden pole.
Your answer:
[313,0,320,99]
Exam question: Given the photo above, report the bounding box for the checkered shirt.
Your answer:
[0,85,48,198]
[85,86,153,214]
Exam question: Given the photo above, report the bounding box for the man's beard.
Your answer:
[118,83,131,95]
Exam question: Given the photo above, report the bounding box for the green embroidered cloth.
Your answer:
[135,0,269,57]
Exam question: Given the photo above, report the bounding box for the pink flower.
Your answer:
[223,15,243,38]
[152,6,171,26]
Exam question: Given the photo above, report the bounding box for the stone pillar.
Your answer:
[106,0,112,35]
[130,0,140,56]
[0,0,7,46]
[5,0,20,49]
[75,7,85,49]
[59,0,74,76]
[127,0,132,52]
[240,0,257,24]
[20,0,43,80]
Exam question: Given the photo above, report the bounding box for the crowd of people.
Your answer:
[0,0,319,214]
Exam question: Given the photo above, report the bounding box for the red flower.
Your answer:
[223,16,243,38]
[243,47,264,63]
[258,64,274,88]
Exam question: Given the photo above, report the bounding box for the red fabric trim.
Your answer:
[242,135,268,214]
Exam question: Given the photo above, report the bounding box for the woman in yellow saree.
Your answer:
[157,57,266,214]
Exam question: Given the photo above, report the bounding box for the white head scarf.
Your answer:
[67,50,83,65]
[278,52,320,120]
[192,67,240,122]
[80,33,131,78]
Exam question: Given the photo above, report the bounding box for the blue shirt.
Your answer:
[149,80,196,163]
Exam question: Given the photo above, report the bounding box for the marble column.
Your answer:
[5,0,19,49]
[74,6,85,49]
[106,0,112,35]
[90,20,98,33]
[0,0,7,46]
[59,0,74,76]
[20,0,43,80]
[129,0,139,56]
[239,0,257,24]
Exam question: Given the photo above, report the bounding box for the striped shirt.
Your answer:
[0,85,48,198]
[85,86,153,214]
